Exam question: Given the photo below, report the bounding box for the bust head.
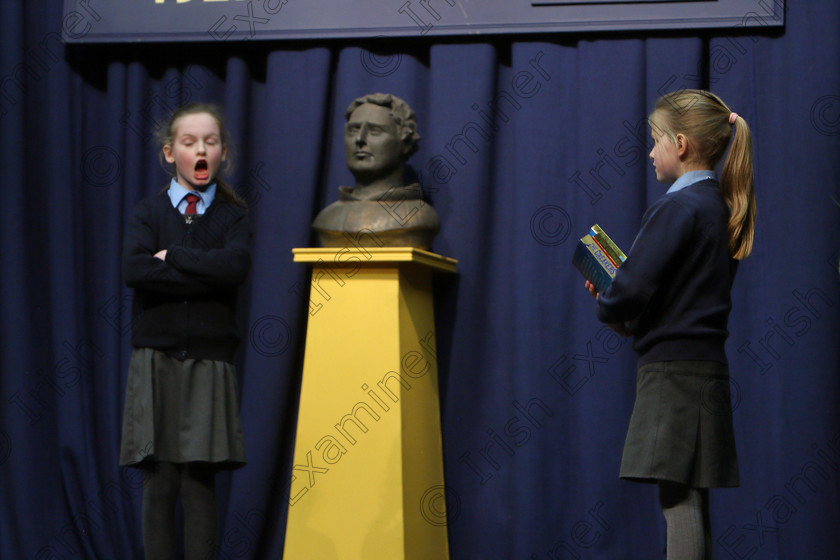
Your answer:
[344,93,420,190]
[311,93,439,249]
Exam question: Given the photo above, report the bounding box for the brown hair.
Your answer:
[159,102,246,207]
[651,90,755,259]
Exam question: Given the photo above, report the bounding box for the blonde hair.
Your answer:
[159,102,246,208]
[651,90,755,259]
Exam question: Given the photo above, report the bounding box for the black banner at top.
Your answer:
[62,0,784,43]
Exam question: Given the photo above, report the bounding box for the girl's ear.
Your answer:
[221,144,227,162]
[163,144,175,163]
[675,133,690,159]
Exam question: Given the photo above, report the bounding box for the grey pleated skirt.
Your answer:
[619,360,739,488]
[119,348,246,469]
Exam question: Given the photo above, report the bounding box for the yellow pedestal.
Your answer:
[283,247,457,560]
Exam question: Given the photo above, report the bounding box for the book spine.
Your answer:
[572,236,616,293]
[590,236,620,269]
[590,224,627,265]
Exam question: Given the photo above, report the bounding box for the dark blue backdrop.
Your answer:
[2,1,839,559]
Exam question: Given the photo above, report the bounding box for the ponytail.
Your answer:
[720,114,755,259]
[215,178,247,208]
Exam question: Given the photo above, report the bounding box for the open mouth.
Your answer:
[194,159,209,180]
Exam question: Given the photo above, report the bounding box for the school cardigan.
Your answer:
[123,191,252,363]
[596,179,737,367]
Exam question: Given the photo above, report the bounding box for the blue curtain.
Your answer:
[2,1,839,558]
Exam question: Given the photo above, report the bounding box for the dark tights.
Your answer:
[142,462,218,560]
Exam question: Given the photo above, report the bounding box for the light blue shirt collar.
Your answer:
[167,178,216,215]
[666,170,717,194]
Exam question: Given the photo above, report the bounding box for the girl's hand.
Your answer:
[154,250,167,261]
[584,280,599,300]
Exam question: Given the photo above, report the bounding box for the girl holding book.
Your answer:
[585,89,755,559]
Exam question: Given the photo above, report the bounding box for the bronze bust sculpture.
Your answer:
[312,93,440,249]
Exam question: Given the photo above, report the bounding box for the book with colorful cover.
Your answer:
[572,224,626,294]
[590,224,626,268]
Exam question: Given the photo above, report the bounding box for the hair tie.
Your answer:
[728,112,738,125]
